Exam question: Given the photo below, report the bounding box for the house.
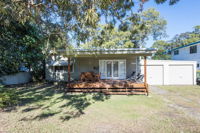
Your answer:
[46,48,156,81]
[45,48,156,95]
[45,48,197,89]
[171,41,200,70]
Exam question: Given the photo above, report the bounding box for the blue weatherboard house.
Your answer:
[170,41,200,70]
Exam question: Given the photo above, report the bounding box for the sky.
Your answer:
[142,0,200,48]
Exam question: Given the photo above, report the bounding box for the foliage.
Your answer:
[152,25,200,59]
[0,0,179,47]
[0,85,19,108]
[80,24,133,49]
[0,21,45,79]
[123,8,167,47]
[169,25,200,48]
[197,71,200,78]
[152,40,171,59]
[81,8,167,49]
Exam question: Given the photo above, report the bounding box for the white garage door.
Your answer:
[142,65,164,85]
[169,65,193,85]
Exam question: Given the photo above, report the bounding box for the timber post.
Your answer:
[144,56,149,96]
[68,57,71,88]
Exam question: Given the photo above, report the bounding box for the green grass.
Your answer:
[1,83,200,133]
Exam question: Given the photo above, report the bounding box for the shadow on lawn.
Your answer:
[9,82,110,121]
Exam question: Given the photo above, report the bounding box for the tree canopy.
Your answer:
[0,0,180,46]
[0,21,45,78]
[81,8,167,49]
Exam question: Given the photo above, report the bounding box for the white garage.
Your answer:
[140,60,196,85]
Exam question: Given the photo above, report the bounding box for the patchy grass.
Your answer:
[158,85,200,96]
[1,83,200,133]
[158,85,200,109]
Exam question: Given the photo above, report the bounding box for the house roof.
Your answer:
[51,48,157,57]
[49,60,73,66]
[170,41,200,52]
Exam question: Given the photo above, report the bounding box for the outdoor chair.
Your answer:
[136,74,144,83]
[127,71,137,81]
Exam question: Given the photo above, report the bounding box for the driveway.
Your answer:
[151,86,200,122]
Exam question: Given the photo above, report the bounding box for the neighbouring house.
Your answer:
[170,41,200,70]
[45,48,156,95]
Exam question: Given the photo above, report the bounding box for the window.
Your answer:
[53,64,74,73]
[190,45,197,54]
[197,64,200,68]
[174,50,179,55]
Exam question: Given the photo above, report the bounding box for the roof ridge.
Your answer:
[171,40,200,51]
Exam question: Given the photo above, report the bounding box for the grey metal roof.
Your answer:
[49,60,73,66]
[50,48,157,56]
[57,48,156,52]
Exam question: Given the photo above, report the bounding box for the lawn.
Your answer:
[1,83,200,133]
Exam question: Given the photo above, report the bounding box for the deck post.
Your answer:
[144,56,148,95]
[68,57,71,87]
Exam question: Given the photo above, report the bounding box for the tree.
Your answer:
[81,8,167,49]
[0,0,180,46]
[0,21,45,79]
[151,40,171,59]
[80,24,133,49]
[122,8,167,47]
[169,25,200,48]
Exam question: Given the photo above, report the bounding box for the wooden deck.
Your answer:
[68,80,149,95]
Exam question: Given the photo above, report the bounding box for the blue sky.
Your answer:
[142,0,200,48]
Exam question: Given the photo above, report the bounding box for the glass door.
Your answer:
[113,61,119,78]
[106,61,112,78]
[106,60,119,79]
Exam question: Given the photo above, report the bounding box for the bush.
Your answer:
[197,70,200,78]
[0,85,19,108]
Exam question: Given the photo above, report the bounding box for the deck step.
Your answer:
[67,88,147,92]
[67,88,147,95]
[104,91,147,95]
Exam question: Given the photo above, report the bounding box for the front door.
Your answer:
[99,60,126,79]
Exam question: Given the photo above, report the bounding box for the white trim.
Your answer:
[136,57,138,75]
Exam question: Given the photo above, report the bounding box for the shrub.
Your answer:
[197,70,200,78]
[0,85,19,108]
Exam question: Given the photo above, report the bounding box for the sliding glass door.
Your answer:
[106,61,112,78]
[99,60,126,79]
[106,60,119,79]
[113,61,119,77]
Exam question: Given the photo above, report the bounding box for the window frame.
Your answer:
[53,64,74,73]
[174,50,179,55]
[190,45,197,54]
